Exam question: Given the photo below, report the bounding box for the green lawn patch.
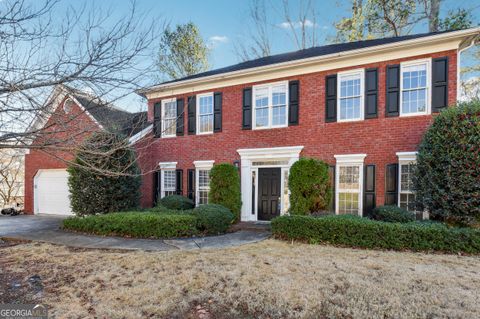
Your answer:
[272,215,480,254]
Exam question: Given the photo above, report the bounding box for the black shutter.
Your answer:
[153,102,162,137]
[432,56,449,112]
[187,96,196,135]
[365,68,378,119]
[176,98,184,136]
[242,87,252,129]
[288,80,299,125]
[176,169,183,195]
[214,92,222,132]
[187,169,195,202]
[386,65,400,117]
[325,75,337,122]
[363,165,376,216]
[153,170,161,205]
[328,165,336,212]
[385,163,398,205]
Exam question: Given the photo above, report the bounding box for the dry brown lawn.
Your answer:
[1,239,480,319]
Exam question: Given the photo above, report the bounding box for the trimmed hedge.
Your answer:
[288,158,332,215]
[370,205,415,223]
[193,204,235,235]
[63,212,199,238]
[209,163,241,222]
[272,215,480,254]
[159,195,195,210]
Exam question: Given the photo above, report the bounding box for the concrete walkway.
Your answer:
[0,215,270,251]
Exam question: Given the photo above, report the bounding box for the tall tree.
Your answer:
[157,22,210,80]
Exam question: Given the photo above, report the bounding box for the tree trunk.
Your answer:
[429,0,440,32]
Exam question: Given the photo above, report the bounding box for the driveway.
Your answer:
[0,214,270,251]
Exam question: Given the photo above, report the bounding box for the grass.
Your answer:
[2,240,480,318]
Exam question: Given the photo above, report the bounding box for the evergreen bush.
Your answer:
[209,163,241,222]
[288,158,332,215]
[414,100,480,226]
[67,132,141,216]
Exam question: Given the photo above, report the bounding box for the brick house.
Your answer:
[24,85,148,215]
[136,28,479,222]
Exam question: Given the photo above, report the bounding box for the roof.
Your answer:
[65,86,149,137]
[140,28,480,96]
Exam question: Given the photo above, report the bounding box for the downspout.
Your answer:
[457,37,477,101]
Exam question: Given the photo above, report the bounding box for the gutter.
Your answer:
[138,27,480,97]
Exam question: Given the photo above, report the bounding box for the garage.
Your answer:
[34,169,73,215]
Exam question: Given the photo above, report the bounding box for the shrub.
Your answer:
[414,100,480,226]
[67,132,141,216]
[63,212,199,238]
[159,195,194,210]
[271,215,480,254]
[370,205,415,223]
[288,158,332,215]
[193,204,235,235]
[209,163,241,222]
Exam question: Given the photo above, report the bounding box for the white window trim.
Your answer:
[194,160,214,205]
[399,58,432,117]
[252,81,289,130]
[334,154,366,216]
[337,69,365,122]
[158,162,178,198]
[396,151,418,208]
[196,92,214,135]
[161,98,177,138]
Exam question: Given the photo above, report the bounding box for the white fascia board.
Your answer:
[129,124,153,144]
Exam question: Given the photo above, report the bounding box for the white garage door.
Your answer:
[34,169,73,215]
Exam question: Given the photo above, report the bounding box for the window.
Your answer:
[162,170,176,198]
[162,98,177,138]
[158,162,177,198]
[397,152,418,213]
[198,169,210,204]
[399,163,416,211]
[334,154,366,216]
[194,160,214,205]
[338,70,364,121]
[197,93,213,134]
[253,82,288,129]
[400,60,430,116]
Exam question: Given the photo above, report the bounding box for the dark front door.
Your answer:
[258,168,281,221]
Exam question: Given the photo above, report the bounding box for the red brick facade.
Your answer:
[24,98,100,214]
[138,50,458,210]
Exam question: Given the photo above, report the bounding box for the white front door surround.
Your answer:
[237,146,303,221]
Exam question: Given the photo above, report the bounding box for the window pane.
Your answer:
[339,166,360,190]
[272,105,286,126]
[163,170,176,195]
[199,170,210,188]
[339,73,361,120]
[338,192,359,214]
[401,63,427,114]
[400,164,415,192]
[255,107,269,127]
[199,96,213,115]
[199,114,213,133]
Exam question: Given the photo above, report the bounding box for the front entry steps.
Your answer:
[230,221,271,233]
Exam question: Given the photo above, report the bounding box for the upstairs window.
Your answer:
[197,93,214,134]
[338,70,364,122]
[400,60,430,116]
[253,82,288,129]
[162,99,177,138]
